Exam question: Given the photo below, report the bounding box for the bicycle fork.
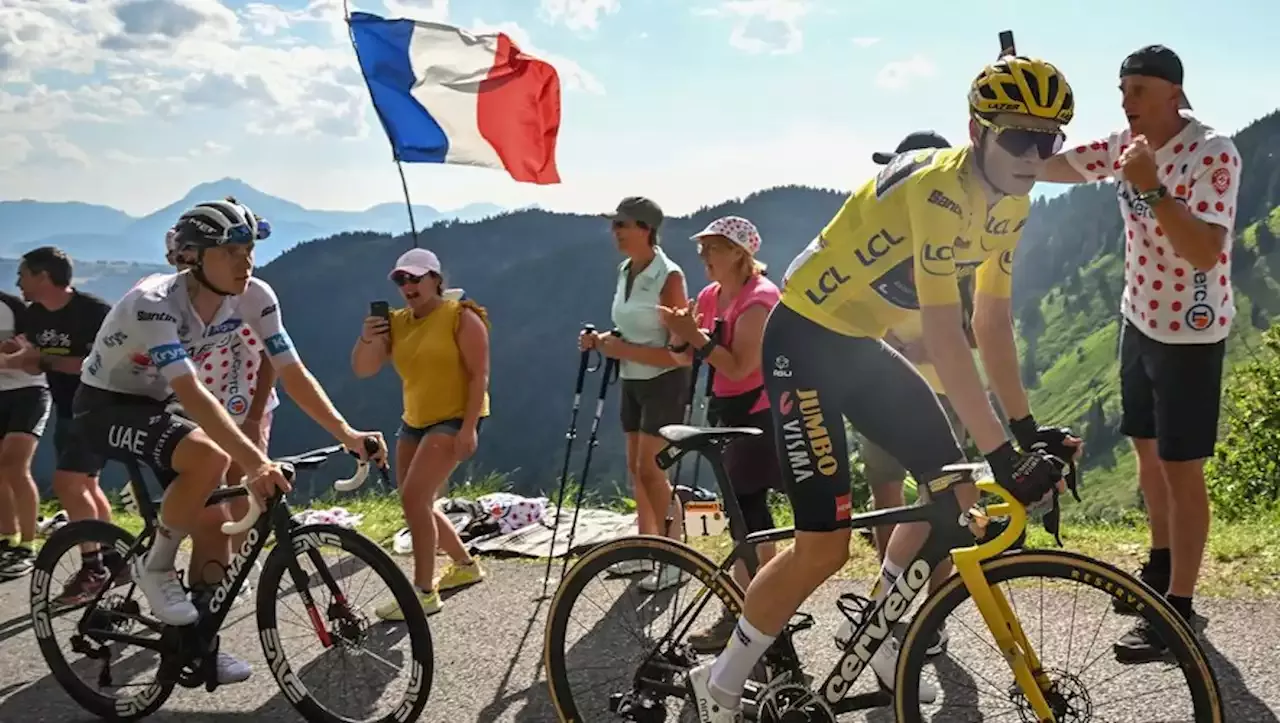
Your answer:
[277,512,342,649]
[953,518,1055,721]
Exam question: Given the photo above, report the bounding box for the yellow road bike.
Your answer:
[543,425,1222,722]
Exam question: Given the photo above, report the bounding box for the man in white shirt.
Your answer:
[1039,44,1240,662]
[0,290,50,579]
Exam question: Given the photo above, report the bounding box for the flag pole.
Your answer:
[345,0,421,249]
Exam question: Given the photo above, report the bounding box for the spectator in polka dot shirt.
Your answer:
[1039,44,1240,660]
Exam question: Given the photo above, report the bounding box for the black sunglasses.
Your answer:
[392,271,426,286]
[977,116,1065,160]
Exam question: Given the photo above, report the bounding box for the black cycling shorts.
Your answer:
[53,415,105,476]
[71,384,198,488]
[762,303,964,532]
[1119,319,1226,462]
[0,386,52,439]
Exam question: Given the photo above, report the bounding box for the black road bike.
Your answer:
[30,442,434,723]
[543,425,1224,722]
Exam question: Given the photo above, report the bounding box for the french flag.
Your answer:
[349,12,562,184]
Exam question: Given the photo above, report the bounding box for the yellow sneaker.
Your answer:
[375,587,442,621]
[436,560,486,592]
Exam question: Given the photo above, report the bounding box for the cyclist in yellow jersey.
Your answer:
[686,56,1084,722]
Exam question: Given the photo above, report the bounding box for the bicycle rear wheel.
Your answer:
[543,535,745,722]
[31,519,173,721]
[256,523,434,723]
[895,549,1222,722]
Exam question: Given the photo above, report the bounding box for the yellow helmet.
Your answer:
[969,56,1074,125]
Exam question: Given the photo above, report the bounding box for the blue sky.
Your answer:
[2,0,1278,217]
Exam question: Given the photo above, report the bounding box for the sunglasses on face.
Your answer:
[978,116,1065,159]
[392,272,426,286]
[697,240,735,257]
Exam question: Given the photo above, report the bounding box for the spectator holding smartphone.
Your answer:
[352,248,490,619]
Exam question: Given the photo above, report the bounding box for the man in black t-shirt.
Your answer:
[15,247,123,601]
[0,289,51,580]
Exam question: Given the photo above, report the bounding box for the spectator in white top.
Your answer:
[0,290,50,580]
[1039,44,1241,662]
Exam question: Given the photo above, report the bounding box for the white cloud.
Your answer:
[694,0,810,56]
[383,0,450,21]
[41,133,91,166]
[470,19,604,95]
[101,0,241,50]
[876,54,936,90]
[538,0,620,32]
[0,134,34,170]
[851,36,879,48]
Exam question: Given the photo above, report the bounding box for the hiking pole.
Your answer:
[689,319,725,493]
[539,323,598,599]
[559,331,621,579]
[667,350,704,542]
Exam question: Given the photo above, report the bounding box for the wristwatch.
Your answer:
[1136,185,1168,204]
[693,337,719,363]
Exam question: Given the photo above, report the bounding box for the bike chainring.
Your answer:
[1008,668,1092,722]
[758,680,836,723]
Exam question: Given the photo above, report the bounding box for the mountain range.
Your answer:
[0,178,510,265]
[14,109,1280,524]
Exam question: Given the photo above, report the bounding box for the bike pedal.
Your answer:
[786,611,815,634]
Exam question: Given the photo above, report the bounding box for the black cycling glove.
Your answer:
[1010,415,1081,502]
[984,441,1070,545]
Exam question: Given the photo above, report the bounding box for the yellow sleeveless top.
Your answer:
[389,299,491,428]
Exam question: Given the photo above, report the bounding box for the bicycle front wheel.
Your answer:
[895,548,1222,722]
[256,523,434,723]
[544,534,746,722]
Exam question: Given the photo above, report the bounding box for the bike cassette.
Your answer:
[757,680,836,723]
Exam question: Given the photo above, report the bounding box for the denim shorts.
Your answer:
[398,417,485,443]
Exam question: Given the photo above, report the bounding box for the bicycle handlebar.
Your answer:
[219,438,389,536]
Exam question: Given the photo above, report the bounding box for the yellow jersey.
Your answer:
[779,145,1028,339]
[389,299,491,428]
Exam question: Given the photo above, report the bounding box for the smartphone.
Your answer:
[370,300,390,320]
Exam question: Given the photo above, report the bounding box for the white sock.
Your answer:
[708,616,776,705]
[875,559,904,602]
[146,524,184,572]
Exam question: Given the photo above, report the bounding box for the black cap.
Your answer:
[871,130,952,165]
[1120,44,1191,110]
[603,196,663,229]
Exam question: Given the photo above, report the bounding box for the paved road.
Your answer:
[0,556,1276,722]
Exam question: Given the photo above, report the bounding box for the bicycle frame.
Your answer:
[63,445,376,690]
[655,438,1056,717]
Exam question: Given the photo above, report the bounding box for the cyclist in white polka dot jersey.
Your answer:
[1038,44,1237,664]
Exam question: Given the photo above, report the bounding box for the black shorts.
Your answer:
[0,386,52,438]
[762,303,963,532]
[71,384,198,488]
[859,394,966,487]
[730,488,776,537]
[54,415,105,476]
[1119,319,1226,462]
[620,368,690,436]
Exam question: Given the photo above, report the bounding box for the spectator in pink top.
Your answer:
[659,215,786,652]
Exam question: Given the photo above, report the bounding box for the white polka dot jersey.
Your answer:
[1064,112,1241,344]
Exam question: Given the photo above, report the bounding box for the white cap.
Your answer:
[691,216,762,255]
[388,248,441,280]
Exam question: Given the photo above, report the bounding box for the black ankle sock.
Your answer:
[1166,594,1194,621]
[1146,548,1171,576]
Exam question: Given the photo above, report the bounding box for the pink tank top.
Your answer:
[694,274,780,415]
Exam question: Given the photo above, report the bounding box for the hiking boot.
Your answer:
[689,609,738,653]
[639,563,686,593]
[436,560,485,592]
[1113,610,1206,664]
[0,544,34,580]
[376,587,442,621]
[606,559,650,577]
[54,564,109,607]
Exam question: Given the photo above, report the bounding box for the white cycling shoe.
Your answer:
[868,635,939,704]
[687,662,743,723]
[131,557,199,626]
[216,652,252,684]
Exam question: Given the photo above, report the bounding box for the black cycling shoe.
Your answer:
[1113,610,1206,664]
